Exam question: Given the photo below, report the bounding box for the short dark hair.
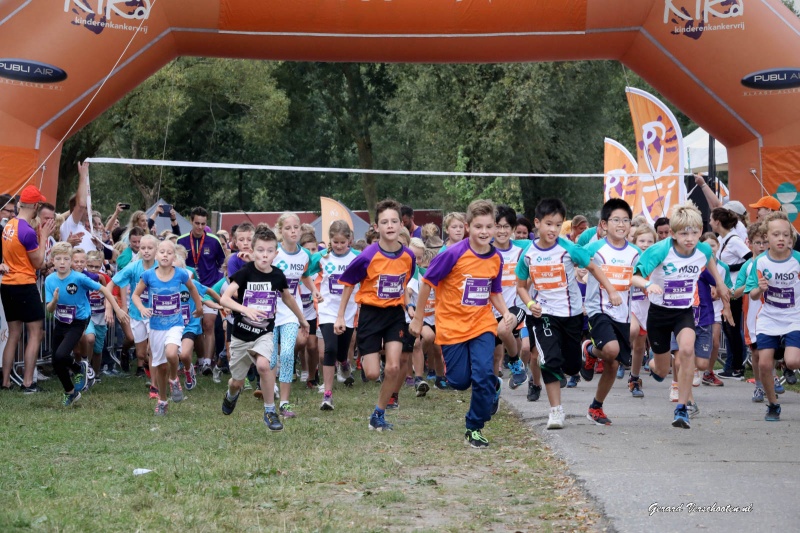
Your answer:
[535,198,566,222]
[601,199,632,222]
[654,217,670,230]
[111,227,125,244]
[37,202,55,214]
[1,194,17,207]
[190,207,208,221]
[496,204,517,226]
[375,199,402,222]
[253,223,277,245]
[400,205,414,218]
[710,207,739,231]
[515,216,533,234]
[129,227,146,238]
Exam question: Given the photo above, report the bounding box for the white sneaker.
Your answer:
[669,383,679,402]
[300,371,309,383]
[317,383,326,394]
[274,384,280,400]
[547,406,565,430]
[336,368,346,383]
[35,369,50,381]
[692,370,702,387]
[212,366,222,384]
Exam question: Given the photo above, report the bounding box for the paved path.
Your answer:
[502,372,800,533]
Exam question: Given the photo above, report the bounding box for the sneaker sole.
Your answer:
[320,403,334,411]
[368,425,392,432]
[508,375,528,390]
[466,440,489,449]
[671,418,690,429]
[765,416,780,422]
[415,382,430,397]
[546,422,564,430]
[343,376,355,387]
[266,425,284,432]
[586,414,611,426]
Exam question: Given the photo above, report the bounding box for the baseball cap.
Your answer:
[723,200,746,216]
[19,185,46,204]
[749,196,781,211]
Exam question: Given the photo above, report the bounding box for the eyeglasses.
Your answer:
[607,217,631,225]
[496,224,512,230]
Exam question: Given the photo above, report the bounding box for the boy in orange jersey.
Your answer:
[335,199,417,431]
[410,199,516,448]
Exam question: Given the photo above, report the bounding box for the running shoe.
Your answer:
[595,360,604,375]
[587,407,612,426]
[686,401,700,419]
[74,361,90,392]
[508,359,528,389]
[185,366,197,390]
[692,370,702,387]
[279,403,297,418]
[716,369,740,380]
[154,401,168,416]
[765,403,781,422]
[732,369,745,380]
[201,362,212,376]
[222,391,239,415]
[434,377,451,391]
[414,377,430,398]
[774,377,785,395]
[527,382,542,402]
[170,379,184,403]
[244,377,252,390]
[784,368,798,386]
[752,386,765,403]
[264,410,284,431]
[490,376,501,416]
[629,377,644,398]
[62,390,81,407]
[579,340,596,382]
[212,366,222,384]
[343,364,356,387]
[368,412,394,431]
[274,384,280,400]
[320,391,334,411]
[35,369,50,382]
[405,376,415,387]
[21,383,43,394]
[566,375,580,388]
[135,367,146,378]
[465,429,489,448]
[616,364,625,380]
[300,371,309,383]
[387,393,400,410]
[669,383,679,402]
[426,370,436,381]
[672,406,690,429]
[702,370,724,387]
[253,385,263,399]
[547,406,565,430]
[149,386,159,400]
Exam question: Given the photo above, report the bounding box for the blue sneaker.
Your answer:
[491,376,502,416]
[73,361,89,392]
[508,360,528,390]
[774,377,785,395]
[672,406,690,429]
[222,391,239,415]
[426,370,436,381]
[264,410,283,431]
[752,386,765,403]
[566,375,580,388]
[616,364,625,379]
[434,378,451,391]
[61,390,81,407]
[765,403,781,422]
[369,412,393,431]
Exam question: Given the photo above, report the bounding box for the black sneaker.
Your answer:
[527,382,542,402]
[221,392,239,415]
[135,367,146,378]
[264,410,284,431]
[434,377,451,390]
[22,383,43,394]
[717,369,743,380]
[465,429,489,448]
[784,368,798,386]
[732,369,745,379]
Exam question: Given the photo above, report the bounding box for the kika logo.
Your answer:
[741,69,800,91]
[0,60,67,84]
[65,0,151,35]
[665,0,744,40]
[66,283,79,295]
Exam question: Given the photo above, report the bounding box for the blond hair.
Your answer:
[71,247,87,257]
[443,212,466,231]
[175,244,188,259]
[409,237,425,250]
[420,223,440,242]
[631,224,656,245]
[274,212,300,240]
[669,202,703,233]
[51,242,73,258]
[86,250,104,262]
[139,234,159,250]
[466,199,495,224]
[398,226,411,247]
[761,211,796,245]
[631,215,648,228]
[53,214,65,241]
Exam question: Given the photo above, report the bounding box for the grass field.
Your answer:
[0,374,605,532]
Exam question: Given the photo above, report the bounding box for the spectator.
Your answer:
[116,226,145,271]
[749,196,782,223]
[654,217,671,241]
[401,205,422,239]
[60,162,102,254]
[515,216,533,240]
[0,194,17,226]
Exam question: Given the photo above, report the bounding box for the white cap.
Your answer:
[723,200,746,216]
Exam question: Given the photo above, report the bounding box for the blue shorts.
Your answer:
[756,331,800,351]
[669,324,713,359]
[85,321,108,354]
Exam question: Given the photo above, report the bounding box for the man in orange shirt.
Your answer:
[410,199,515,448]
[1,185,55,392]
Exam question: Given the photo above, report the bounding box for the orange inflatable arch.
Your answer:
[1,0,800,211]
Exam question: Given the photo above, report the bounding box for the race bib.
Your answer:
[242,289,277,324]
[377,274,405,299]
[631,286,646,301]
[328,274,344,295]
[425,290,436,318]
[301,291,314,309]
[55,304,77,324]
[462,277,491,306]
[601,264,633,292]
[501,262,517,287]
[662,279,694,307]
[287,278,300,295]
[765,286,795,309]
[152,293,181,317]
[529,264,567,291]
[89,291,105,315]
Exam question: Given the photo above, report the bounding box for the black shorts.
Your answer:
[647,304,695,355]
[494,306,527,346]
[1,283,44,323]
[356,304,414,355]
[307,317,317,336]
[588,314,632,366]
[527,313,583,384]
[182,331,198,342]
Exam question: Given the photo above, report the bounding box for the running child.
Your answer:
[45,243,128,406]
[631,202,732,429]
[307,220,360,410]
[83,250,112,381]
[410,199,516,448]
[219,225,310,431]
[627,224,656,398]
[580,199,641,425]
[744,212,800,421]
[442,212,466,248]
[515,198,620,429]
[335,200,416,431]
[132,240,204,415]
[298,231,321,388]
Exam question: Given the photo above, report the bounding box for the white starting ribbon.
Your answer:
[84,157,696,179]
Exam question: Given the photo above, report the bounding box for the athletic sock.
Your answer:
[590,398,603,410]
[264,403,276,413]
[374,406,385,417]
[279,401,289,408]
[630,374,639,381]
[226,389,239,401]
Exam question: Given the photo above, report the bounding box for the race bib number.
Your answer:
[287,278,300,295]
[182,305,191,326]
[529,264,567,291]
[662,279,694,307]
[242,290,277,325]
[501,262,517,287]
[89,291,105,315]
[153,293,181,317]
[765,286,796,309]
[377,274,405,299]
[601,265,633,292]
[328,274,344,295]
[55,304,77,324]
[631,286,646,301]
[462,278,491,306]
[301,291,314,309]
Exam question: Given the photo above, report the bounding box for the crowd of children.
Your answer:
[4,173,800,447]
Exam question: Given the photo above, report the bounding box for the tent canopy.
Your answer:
[310,212,372,244]
[684,127,728,173]
[145,199,193,235]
